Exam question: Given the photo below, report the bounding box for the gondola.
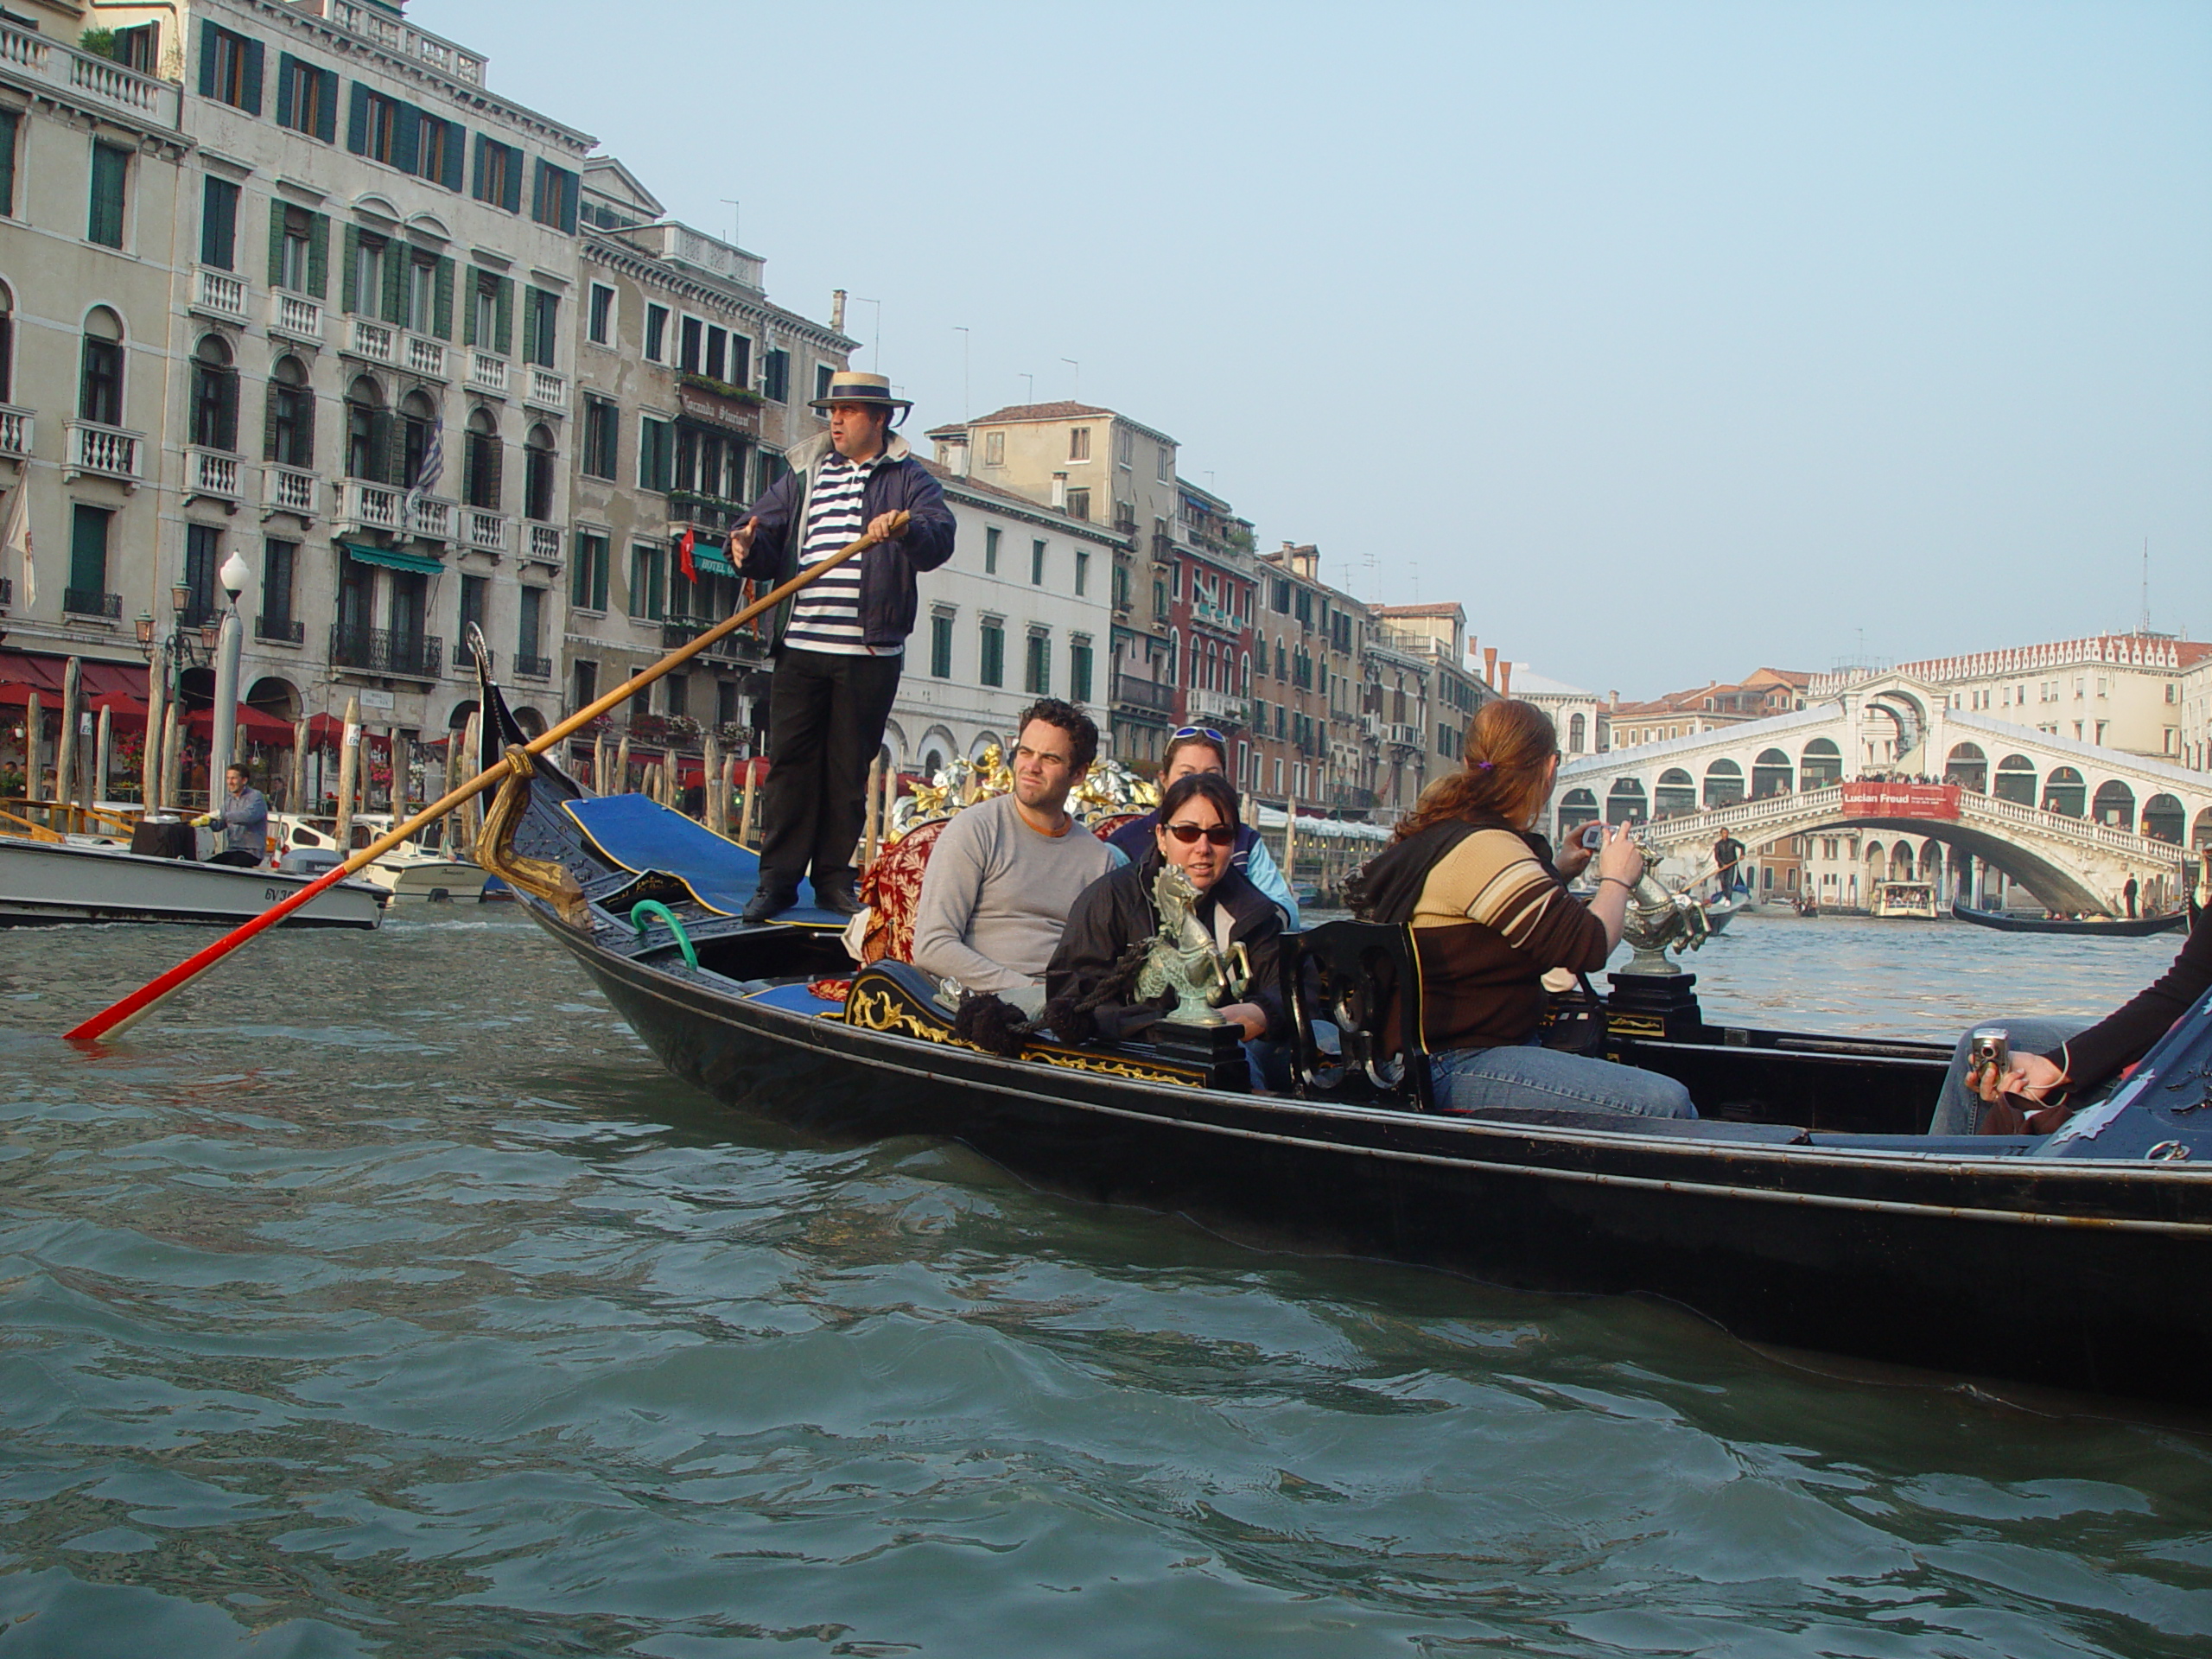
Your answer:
[472,675,2212,1408]
[1951,901,2186,938]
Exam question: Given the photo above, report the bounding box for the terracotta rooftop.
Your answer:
[968,401,1116,425]
[1369,603,1465,617]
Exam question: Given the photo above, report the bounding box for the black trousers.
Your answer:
[758,646,903,893]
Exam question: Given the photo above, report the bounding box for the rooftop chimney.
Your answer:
[1051,472,1068,509]
[1483,646,1498,687]
[1498,660,1513,696]
[830,289,847,333]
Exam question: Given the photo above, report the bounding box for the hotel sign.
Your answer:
[1840,781,1960,820]
[677,383,761,435]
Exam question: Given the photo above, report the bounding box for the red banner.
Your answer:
[1841,781,1961,820]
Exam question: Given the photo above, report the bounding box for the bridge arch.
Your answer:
[1606,776,1648,825]
[1653,769,1696,818]
[2143,794,2184,843]
[2195,807,2212,849]
[1703,759,1745,808]
[2092,779,2135,830]
[1801,738,1842,788]
[1994,753,2036,804]
[2043,766,2085,817]
[1752,748,1792,798]
[1945,742,1987,792]
[1560,788,1599,830]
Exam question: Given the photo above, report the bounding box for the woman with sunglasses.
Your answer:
[1106,727,1300,929]
[1046,772,1287,1061]
[1347,698,1696,1119]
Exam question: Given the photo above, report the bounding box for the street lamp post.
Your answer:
[134,583,225,812]
[207,552,253,791]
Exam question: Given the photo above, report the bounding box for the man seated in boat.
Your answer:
[1931,897,2212,1134]
[911,699,1123,1017]
[1104,727,1300,929]
[1046,773,1287,1084]
[194,765,270,868]
[1345,699,1698,1118]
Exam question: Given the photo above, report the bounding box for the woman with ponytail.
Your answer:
[1347,699,1695,1118]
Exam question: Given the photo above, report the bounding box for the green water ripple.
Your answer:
[2,912,2210,1655]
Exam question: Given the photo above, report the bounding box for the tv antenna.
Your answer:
[2141,537,2152,634]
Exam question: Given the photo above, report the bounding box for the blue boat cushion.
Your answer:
[742,978,853,1017]
[563,795,845,926]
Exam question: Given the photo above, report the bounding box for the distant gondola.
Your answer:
[1950,901,2185,938]
[471,672,2212,1409]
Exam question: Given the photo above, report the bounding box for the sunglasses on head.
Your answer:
[1163,821,1236,846]
[1170,727,1226,745]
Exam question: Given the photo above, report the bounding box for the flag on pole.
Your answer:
[2,480,30,607]
[404,418,444,524]
[677,525,698,585]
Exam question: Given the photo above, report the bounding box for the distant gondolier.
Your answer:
[1713,833,1745,896]
[2123,872,2139,918]
[727,372,957,921]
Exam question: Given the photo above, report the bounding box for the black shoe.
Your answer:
[814,880,865,918]
[741,886,798,924]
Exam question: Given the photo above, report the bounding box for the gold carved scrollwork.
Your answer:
[477,746,592,929]
[842,985,1202,1087]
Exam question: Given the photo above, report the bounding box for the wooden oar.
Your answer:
[65,514,906,1044]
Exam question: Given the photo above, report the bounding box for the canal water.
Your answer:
[3,910,2209,1656]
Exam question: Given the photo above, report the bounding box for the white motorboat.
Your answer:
[0,832,384,929]
[272,813,482,902]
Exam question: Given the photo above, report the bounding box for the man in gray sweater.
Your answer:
[912,699,1122,1014]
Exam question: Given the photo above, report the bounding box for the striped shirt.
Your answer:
[785,451,898,657]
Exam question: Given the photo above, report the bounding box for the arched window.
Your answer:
[2042,766,2085,818]
[79,307,124,426]
[264,355,314,467]
[190,335,238,452]
[1751,748,1792,798]
[1559,787,1599,830]
[2143,794,2184,844]
[1567,712,1586,753]
[1800,737,1842,789]
[1944,742,1987,792]
[345,376,387,481]
[1702,757,1745,808]
[2091,779,2135,829]
[1993,753,2037,805]
[398,390,437,489]
[1240,651,1251,698]
[1654,768,1697,817]
[0,283,14,403]
[464,407,501,510]
[524,423,556,522]
[1605,775,1648,826]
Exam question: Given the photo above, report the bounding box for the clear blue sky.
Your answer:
[417,1,2212,698]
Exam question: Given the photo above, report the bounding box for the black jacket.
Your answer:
[734,432,957,652]
[1045,856,1288,1044]
[2056,903,2212,1092]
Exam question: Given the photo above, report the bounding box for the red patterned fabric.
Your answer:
[857,817,950,963]
[807,978,854,1002]
[1092,812,1143,842]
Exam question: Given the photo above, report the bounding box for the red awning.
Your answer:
[0,650,149,700]
[185,703,298,741]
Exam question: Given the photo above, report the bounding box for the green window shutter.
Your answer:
[346,82,368,155]
[521,287,538,365]
[340,223,359,313]
[571,537,588,607]
[469,134,485,202]
[461,270,476,347]
[69,505,107,593]
[315,69,338,144]
[267,196,286,288]
[560,168,579,234]
[242,39,264,116]
[262,382,280,461]
[197,19,218,98]
[391,103,419,175]
[276,54,296,129]
[494,277,513,355]
[442,123,464,192]
[594,543,609,612]
[307,213,328,298]
[380,244,404,325]
[433,257,454,340]
[502,145,522,214]
[385,410,407,487]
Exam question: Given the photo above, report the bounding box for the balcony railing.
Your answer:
[524,522,563,567]
[335,479,404,532]
[404,335,447,379]
[513,652,553,680]
[347,318,397,363]
[330,626,442,680]
[0,22,181,128]
[327,0,486,87]
[255,615,305,645]
[188,446,243,501]
[264,466,316,518]
[270,292,323,341]
[1191,598,1238,633]
[63,588,123,620]
[662,617,761,664]
[467,352,509,395]
[668,490,747,534]
[0,405,30,456]
[1114,673,1177,714]
[1187,687,1245,727]
[409,495,454,542]
[525,367,568,410]
[461,510,507,554]
[1384,722,1423,750]
[66,420,143,483]
[194,267,248,322]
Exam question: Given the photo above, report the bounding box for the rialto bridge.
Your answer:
[1553,672,2212,913]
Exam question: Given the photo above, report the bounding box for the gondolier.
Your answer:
[727,372,957,921]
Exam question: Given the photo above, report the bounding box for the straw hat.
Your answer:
[809,370,912,416]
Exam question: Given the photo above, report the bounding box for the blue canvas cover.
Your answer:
[563,795,844,926]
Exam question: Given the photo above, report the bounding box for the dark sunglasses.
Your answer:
[1163,821,1236,846]
[1170,726,1226,745]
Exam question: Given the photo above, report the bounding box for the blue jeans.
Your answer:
[1429,1043,1698,1119]
[1928,1015,2094,1135]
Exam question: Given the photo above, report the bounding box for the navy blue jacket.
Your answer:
[735,432,957,652]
